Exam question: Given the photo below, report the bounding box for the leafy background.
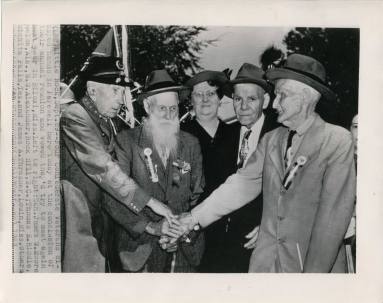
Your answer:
[61,26,358,128]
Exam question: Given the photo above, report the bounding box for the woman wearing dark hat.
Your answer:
[181,70,241,273]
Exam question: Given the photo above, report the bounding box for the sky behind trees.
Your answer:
[198,26,291,75]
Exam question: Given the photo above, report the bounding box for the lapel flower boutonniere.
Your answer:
[283,155,307,190]
[171,159,191,187]
[172,159,191,175]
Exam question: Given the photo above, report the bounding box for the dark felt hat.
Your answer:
[185,70,232,98]
[230,63,272,93]
[266,54,336,101]
[140,69,184,99]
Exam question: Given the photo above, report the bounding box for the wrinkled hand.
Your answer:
[178,212,199,234]
[147,198,178,224]
[161,219,184,239]
[244,225,259,249]
[159,236,178,252]
[146,218,184,239]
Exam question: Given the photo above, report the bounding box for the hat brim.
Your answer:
[266,68,336,102]
[186,71,232,98]
[136,86,189,103]
[230,78,272,94]
[185,72,227,88]
[141,86,186,98]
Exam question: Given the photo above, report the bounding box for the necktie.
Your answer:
[284,130,296,168]
[238,129,252,169]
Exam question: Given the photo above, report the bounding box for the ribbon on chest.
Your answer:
[143,147,159,183]
[282,155,307,190]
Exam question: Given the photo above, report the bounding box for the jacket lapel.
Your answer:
[282,115,325,191]
[269,128,288,181]
[289,115,325,173]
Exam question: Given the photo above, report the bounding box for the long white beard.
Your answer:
[143,115,180,161]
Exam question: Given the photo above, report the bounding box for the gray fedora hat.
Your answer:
[266,54,336,101]
[231,63,272,93]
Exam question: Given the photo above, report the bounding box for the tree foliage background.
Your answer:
[61,25,213,121]
[61,26,359,128]
[61,25,213,85]
[283,27,359,128]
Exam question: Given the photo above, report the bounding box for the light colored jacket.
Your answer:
[192,114,356,273]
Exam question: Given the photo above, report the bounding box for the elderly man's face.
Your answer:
[88,81,125,118]
[146,91,179,123]
[191,81,220,121]
[273,79,311,128]
[233,83,267,128]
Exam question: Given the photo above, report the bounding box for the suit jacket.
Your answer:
[104,125,205,272]
[228,113,279,237]
[60,97,151,271]
[192,114,356,273]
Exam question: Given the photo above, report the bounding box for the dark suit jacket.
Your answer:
[181,119,240,272]
[104,125,205,272]
[226,113,279,243]
[215,114,278,272]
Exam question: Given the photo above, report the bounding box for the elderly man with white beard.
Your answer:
[104,70,205,272]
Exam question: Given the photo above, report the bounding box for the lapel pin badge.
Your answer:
[144,148,159,183]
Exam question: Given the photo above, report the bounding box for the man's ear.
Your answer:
[143,98,150,114]
[86,82,96,99]
[262,93,270,109]
[302,87,314,102]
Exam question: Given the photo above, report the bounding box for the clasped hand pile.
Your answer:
[160,213,199,252]
[145,212,198,253]
[147,199,260,252]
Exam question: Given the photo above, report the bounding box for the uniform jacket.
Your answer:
[60,96,151,271]
[104,125,205,272]
[192,114,356,273]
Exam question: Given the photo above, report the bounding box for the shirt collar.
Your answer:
[241,113,265,134]
[81,95,110,124]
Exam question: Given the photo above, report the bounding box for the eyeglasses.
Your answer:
[191,90,218,102]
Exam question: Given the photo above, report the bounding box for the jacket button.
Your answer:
[277,215,284,221]
[277,238,286,244]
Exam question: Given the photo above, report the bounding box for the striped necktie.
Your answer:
[238,129,252,169]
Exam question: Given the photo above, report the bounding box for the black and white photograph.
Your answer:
[1,1,383,303]
[59,25,358,274]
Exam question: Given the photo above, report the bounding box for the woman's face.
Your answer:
[191,81,220,122]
